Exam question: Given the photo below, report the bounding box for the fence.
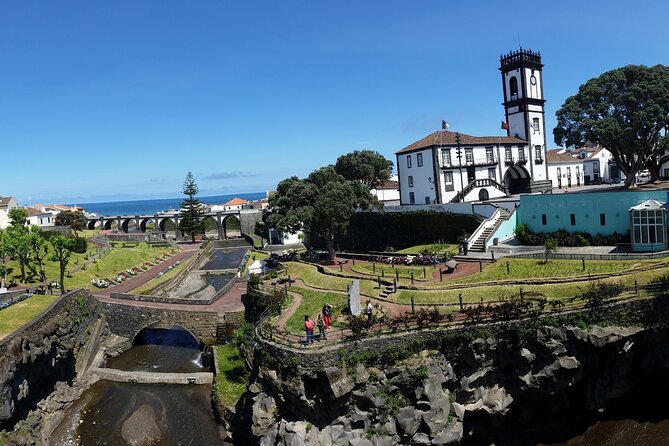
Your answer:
[255,276,669,350]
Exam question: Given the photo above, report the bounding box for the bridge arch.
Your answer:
[132,323,200,348]
[120,218,138,233]
[222,214,241,239]
[139,217,156,233]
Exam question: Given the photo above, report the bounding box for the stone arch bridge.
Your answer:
[97,300,240,345]
[86,209,262,240]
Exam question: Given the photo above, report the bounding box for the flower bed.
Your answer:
[91,278,109,289]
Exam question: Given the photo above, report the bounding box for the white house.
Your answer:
[371,177,400,205]
[546,149,585,189]
[0,197,18,229]
[396,49,551,204]
[25,207,55,227]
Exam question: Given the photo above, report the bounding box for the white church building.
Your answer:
[397,49,552,204]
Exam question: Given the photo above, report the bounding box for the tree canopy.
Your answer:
[179,172,205,242]
[267,166,378,259]
[554,64,669,187]
[334,150,394,188]
[55,210,88,233]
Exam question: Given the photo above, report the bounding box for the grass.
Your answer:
[446,258,664,285]
[285,286,349,334]
[396,243,459,255]
[350,263,437,281]
[67,243,174,290]
[131,254,194,295]
[0,295,59,339]
[213,344,249,407]
[286,262,379,296]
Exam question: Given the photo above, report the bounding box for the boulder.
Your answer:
[324,367,354,399]
[431,421,463,445]
[396,406,421,437]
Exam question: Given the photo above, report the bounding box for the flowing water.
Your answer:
[50,327,224,445]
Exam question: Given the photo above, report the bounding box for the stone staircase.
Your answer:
[469,208,511,252]
[378,283,395,299]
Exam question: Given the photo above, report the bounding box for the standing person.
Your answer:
[323,303,332,329]
[304,315,314,344]
[366,301,373,322]
[317,314,326,340]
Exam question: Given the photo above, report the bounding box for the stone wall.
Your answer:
[0,290,101,429]
[98,301,219,344]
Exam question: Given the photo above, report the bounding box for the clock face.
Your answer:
[530,75,537,86]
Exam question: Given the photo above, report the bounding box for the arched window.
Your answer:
[509,76,518,98]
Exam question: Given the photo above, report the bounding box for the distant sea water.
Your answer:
[72,192,266,217]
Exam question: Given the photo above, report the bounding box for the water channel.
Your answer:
[50,327,225,445]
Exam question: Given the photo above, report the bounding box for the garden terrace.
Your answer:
[253,253,669,348]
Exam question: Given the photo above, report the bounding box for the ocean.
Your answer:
[72,192,266,217]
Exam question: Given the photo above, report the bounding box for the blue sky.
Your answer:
[1,0,667,204]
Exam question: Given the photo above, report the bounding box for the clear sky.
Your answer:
[1,0,668,204]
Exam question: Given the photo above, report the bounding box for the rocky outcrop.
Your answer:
[237,324,669,445]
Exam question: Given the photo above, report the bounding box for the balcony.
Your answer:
[504,157,514,166]
[516,157,527,166]
[442,155,498,169]
[535,158,544,164]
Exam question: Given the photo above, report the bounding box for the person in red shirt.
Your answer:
[304,315,315,344]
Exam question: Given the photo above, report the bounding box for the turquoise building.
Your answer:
[517,190,669,252]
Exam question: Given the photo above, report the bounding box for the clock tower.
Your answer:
[500,48,549,183]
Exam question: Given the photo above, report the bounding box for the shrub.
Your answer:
[579,281,624,307]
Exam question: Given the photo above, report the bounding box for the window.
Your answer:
[570,214,576,226]
[535,145,542,160]
[409,192,415,204]
[444,171,454,191]
[567,167,571,178]
[442,149,451,166]
[532,118,540,134]
[488,168,496,180]
[518,146,525,162]
[486,147,494,163]
[541,214,547,225]
[600,213,606,226]
[505,146,512,162]
[417,153,423,167]
[509,76,518,98]
[465,148,474,164]
[406,155,412,168]
[593,161,600,174]
[408,175,414,187]
[576,166,580,177]
[632,210,665,244]
[425,196,430,204]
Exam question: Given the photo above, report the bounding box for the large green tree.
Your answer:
[267,166,378,259]
[55,210,88,235]
[0,230,10,288]
[554,65,669,188]
[179,172,205,242]
[51,235,75,294]
[334,150,394,188]
[28,226,50,285]
[5,210,30,282]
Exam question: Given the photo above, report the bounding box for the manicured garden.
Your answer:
[284,287,348,334]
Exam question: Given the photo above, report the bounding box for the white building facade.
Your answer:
[0,197,18,229]
[396,49,551,204]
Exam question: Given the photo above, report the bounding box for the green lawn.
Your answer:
[350,262,437,281]
[396,243,459,255]
[285,286,349,335]
[0,295,59,339]
[445,258,664,285]
[67,243,174,290]
[213,344,249,408]
[285,262,379,296]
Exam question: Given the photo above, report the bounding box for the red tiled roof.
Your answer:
[397,130,527,154]
[546,149,581,163]
[0,197,14,207]
[224,197,249,206]
[375,180,399,190]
